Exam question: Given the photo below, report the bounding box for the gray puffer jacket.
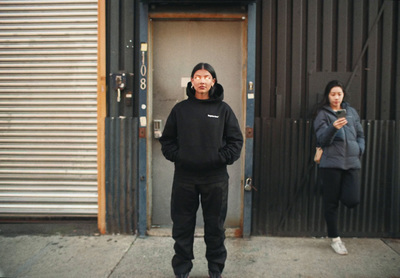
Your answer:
[314,102,365,170]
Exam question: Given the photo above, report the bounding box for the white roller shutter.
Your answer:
[0,0,98,216]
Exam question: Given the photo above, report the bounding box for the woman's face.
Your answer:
[191,69,215,99]
[328,86,344,110]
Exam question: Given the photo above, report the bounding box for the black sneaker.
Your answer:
[208,271,222,278]
[175,273,189,278]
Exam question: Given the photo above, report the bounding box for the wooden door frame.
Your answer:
[97,0,106,234]
[136,2,256,237]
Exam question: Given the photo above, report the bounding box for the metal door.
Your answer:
[149,18,247,235]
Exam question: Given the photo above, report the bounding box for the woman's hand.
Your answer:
[333,117,347,129]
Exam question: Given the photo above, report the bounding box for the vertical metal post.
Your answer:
[137,1,148,237]
[392,2,400,237]
[243,2,256,238]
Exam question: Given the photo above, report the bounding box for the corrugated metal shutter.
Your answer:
[0,0,98,216]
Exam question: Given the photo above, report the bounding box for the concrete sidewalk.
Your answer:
[0,225,399,278]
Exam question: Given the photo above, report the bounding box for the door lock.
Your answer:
[244,177,257,191]
[245,178,252,191]
[115,74,126,102]
[248,81,254,91]
[153,119,163,139]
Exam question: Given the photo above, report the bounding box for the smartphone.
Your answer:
[336,109,347,118]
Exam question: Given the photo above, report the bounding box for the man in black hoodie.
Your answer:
[160,63,243,278]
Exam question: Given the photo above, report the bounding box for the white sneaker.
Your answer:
[331,238,348,255]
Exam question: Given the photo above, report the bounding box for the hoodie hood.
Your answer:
[186,81,224,102]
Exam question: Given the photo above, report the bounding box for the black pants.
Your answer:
[319,168,360,238]
[170,180,228,275]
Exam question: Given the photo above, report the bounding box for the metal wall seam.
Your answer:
[0,0,98,217]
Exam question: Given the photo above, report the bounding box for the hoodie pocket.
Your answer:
[177,145,224,171]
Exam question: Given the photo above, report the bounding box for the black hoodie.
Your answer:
[159,82,243,184]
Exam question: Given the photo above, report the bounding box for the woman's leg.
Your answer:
[319,168,342,238]
[340,169,361,209]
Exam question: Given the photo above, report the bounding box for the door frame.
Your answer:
[136,2,256,237]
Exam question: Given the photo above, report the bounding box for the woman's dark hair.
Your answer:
[313,80,346,117]
[190,62,218,97]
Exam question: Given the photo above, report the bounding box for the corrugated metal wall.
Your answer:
[253,119,397,237]
[0,0,99,216]
[253,0,400,237]
[257,0,399,119]
[105,117,137,234]
[100,0,399,236]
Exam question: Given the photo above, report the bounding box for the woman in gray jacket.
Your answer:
[314,80,365,255]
